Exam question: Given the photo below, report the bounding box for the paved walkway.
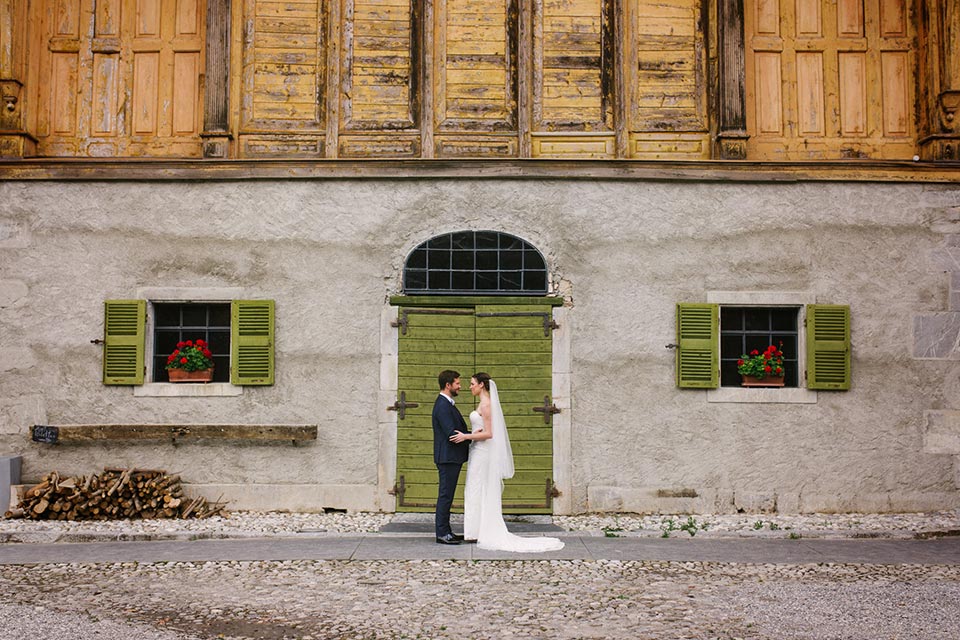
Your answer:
[2,533,959,565]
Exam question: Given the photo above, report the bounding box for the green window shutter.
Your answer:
[806,304,850,390]
[103,300,145,385]
[676,303,718,388]
[231,300,275,385]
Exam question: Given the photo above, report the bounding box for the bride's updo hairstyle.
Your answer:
[473,372,492,391]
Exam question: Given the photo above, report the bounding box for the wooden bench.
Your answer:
[31,424,317,445]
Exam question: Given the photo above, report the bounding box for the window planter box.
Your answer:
[168,368,214,383]
[740,375,785,387]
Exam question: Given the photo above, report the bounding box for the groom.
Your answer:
[432,369,470,544]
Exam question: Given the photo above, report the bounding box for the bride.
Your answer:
[450,372,564,552]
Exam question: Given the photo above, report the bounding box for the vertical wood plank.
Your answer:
[51,53,79,133]
[133,52,159,133]
[796,51,824,135]
[838,52,865,135]
[881,50,908,136]
[56,0,81,36]
[755,0,779,35]
[92,53,119,134]
[755,51,782,134]
[177,0,200,35]
[137,0,161,36]
[879,0,905,37]
[95,0,122,36]
[173,51,199,133]
[795,0,821,37]
[836,0,862,37]
[202,0,230,134]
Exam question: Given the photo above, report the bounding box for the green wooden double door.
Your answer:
[394,302,559,514]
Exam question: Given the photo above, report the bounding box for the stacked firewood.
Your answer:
[4,468,227,520]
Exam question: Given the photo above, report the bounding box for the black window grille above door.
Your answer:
[403,231,548,295]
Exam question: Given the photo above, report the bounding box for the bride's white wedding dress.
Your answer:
[462,381,564,553]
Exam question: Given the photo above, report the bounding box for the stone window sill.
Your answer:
[134,383,243,397]
[707,387,817,404]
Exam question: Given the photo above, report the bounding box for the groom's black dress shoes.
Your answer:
[450,533,465,541]
[435,533,461,545]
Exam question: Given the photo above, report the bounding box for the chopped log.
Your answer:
[9,468,228,521]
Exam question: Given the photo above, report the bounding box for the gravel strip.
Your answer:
[2,510,957,542]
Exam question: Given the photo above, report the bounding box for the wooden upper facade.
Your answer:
[1,0,958,162]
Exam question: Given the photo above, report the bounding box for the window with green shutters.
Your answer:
[675,302,850,391]
[102,299,275,386]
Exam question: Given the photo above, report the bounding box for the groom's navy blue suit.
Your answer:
[432,394,469,538]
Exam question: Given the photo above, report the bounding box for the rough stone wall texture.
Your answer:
[1,178,960,513]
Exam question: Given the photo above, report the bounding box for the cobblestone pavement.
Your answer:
[2,511,959,639]
[1,558,959,640]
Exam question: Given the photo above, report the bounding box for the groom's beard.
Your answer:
[450,390,458,396]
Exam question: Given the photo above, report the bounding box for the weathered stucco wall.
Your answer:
[1,178,959,513]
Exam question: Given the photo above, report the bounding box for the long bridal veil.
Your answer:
[488,380,514,480]
[471,379,564,553]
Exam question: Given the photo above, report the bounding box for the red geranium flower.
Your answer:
[751,349,759,356]
[180,357,188,364]
[764,365,772,372]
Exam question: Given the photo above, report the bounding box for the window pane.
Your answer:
[428,249,450,270]
[451,270,473,291]
[476,231,498,250]
[500,271,523,290]
[154,304,180,327]
[207,330,230,353]
[744,309,769,331]
[452,250,474,270]
[212,356,230,382]
[501,250,523,270]
[720,307,742,331]
[476,271,498,290]
[772,334,797,359]
[720,360,741,387]
[721,334,743,358]
[451,232,472,250]
[745,335,769,354]
[405,269,427,290]
[428,234,451,249]
[523,249,546,271]
[524,270,547,292]
[155,330,180,355]
[771,308,797,331]
[406,249,427,269]
[476,250,497,270]
[209,304,230,327]
[428,271,451,290]
[181,305,206,327]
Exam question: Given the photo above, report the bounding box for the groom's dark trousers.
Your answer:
[432,394,469,538]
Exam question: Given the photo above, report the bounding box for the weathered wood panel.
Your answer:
[629,0,707,157]
[745,0,916,159]
[36,0,205,157]
[434,0,517,132]
[533,0,610,133]
[241,0,325,143]
[340,0,418,131]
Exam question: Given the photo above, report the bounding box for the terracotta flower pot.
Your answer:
[740,374,785,387]
[168,367,214,383]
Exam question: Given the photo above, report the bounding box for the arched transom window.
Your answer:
[403,231,548,295]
